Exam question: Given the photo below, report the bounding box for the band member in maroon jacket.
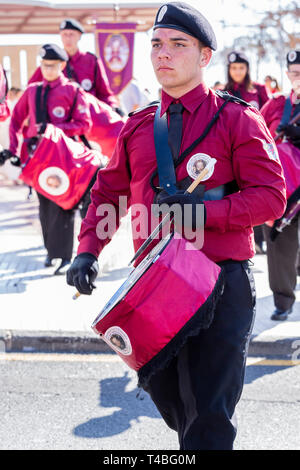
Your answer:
[224,51,270,109]
[260,50,300,321]
[224,51,271,253]
[0,64,10,122]
[5,44,92,275]
[28,18,118,111]
[67,2,286,450]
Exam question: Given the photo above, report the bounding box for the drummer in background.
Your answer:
[67,2,286,450]
[260,50,300,321]
[224,51,270,254]
[3,44,92,275]
[28,18,120,113]
[0,64,10,122]
[264,75,281,94]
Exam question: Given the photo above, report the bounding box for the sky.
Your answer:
[0,0,296,95]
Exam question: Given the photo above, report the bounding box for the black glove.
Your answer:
[10,155,21,167]
[113,106,126,117]
[0,149,14,166]
[284,124,300,146]
[66,252,99,295]
[157,190,206,230]
[277,124,300,147]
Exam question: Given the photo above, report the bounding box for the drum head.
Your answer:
[92,233,173,327]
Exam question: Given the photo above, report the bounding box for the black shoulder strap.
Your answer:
[150,93,233,193]
[35,84,50,124]
[215,89,251,107]
[68,84,80,121]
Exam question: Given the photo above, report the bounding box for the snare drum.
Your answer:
[92,233,224,387]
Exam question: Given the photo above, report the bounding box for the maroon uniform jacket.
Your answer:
[260,90,298,139]
[9,75,91,155]
[228,81,270,110]
[29,50,117,108]
[77,83,286,263]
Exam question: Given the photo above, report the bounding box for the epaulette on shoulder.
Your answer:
[272,92,286,100]
[215,90,251,107]
[87,51,97,59]
[128,100,160,117]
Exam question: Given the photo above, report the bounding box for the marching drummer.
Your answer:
[67,2,286,450]
[0,64,10,122]
[260,50,300,321]
[224,51,270,253]
[28,18,118,111]
[4,43,92,275]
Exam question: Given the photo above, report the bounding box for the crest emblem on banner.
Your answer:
[104,34,130,72]
[96,22,137,94]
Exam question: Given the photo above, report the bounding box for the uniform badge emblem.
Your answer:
[249,100,259,109]
[288,50,297,63]
[39,48,46,58]
[104,326,132,356]
[186,153,215,181]
[228,53,237,63]
[52,106,65,118]
[81,79,92,91]
[262,140,279,162]
[60,20,66,29]
[38,166,70,196]
[157,5,168,22]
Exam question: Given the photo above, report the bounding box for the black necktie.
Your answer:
[168,102,183,161]
[66,60,79,84]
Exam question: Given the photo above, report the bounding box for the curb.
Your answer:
[1,329,299,357]
[0,329,111,354]
[249,334,300,357]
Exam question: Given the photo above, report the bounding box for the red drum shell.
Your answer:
[277,142,300,199]
[92,236,224,385]
[84,94,125,159]
[20,124,101,210]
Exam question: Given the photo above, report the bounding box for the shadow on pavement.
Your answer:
[244,363,295,385]
[73,371,160,439]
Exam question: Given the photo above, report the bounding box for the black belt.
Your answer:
[217,259,250,268]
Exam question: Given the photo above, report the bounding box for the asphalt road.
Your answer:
[0,352,299,451]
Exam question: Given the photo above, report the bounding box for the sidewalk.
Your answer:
[1,176,300,357]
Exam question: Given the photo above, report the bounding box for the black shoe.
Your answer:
[54,259,71,276]
[270,308,292,321]
[44,255,53,267]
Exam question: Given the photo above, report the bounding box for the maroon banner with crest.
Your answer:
[96,22,137,95]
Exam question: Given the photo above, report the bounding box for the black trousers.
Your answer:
[37,192,75,260]
[263,218,299,311]
[143,261,256,450]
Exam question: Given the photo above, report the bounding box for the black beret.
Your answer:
[59,18,84,34]
[39,44,68,62]
[227,51,249,65]
[153,2,217,51]
[287,50,300,66]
